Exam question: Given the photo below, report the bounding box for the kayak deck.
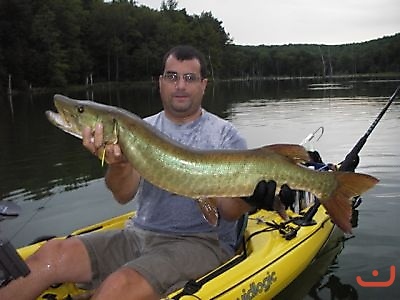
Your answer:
[18,205,335,299]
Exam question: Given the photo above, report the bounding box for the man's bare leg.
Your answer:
[0,238,92,300]
[92,267,160,300]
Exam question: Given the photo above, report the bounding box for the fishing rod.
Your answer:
[339,85,400,172]
[297,86,400,226]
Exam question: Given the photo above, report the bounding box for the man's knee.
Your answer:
[28,238,91,282]
[28,239,63,269]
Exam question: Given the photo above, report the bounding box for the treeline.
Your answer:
[1,0,399,91]
[0,0,231,89]
[228,35,400,79]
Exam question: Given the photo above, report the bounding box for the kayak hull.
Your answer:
[18,205,336,299]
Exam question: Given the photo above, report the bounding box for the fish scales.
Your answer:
[46,94,379,233]
[119,125,321,199]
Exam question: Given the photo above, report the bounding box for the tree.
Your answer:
[161,0,178,11]
[0,0,33,88]
[0,0,398,90]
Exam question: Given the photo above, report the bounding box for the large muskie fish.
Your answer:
[46,94,378,233]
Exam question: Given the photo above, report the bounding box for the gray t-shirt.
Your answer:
[128,109,247,253]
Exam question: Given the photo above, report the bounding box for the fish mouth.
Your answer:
[45,109,82,139]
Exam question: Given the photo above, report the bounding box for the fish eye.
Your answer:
[77,106,84,113]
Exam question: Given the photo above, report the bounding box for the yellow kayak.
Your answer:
[18,203,336,299]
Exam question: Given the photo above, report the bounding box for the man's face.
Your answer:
[159,55,208,123]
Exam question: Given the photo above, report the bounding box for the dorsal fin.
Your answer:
[261,144,310,164]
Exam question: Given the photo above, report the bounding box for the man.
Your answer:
[0,45,275,300]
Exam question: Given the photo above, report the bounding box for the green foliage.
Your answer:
[222,37,400,80]
[0,0,398,89]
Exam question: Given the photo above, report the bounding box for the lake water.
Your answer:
[1,78,400,299]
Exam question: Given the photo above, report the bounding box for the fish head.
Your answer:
[46,94,118,143]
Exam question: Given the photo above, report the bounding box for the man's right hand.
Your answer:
[82,123,128,165]
[81,123,140,203]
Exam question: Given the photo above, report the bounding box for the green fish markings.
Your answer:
[46,94,378,233]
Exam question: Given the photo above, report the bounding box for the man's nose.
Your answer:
[175,77,187,89]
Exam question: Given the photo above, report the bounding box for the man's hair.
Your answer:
[162,45,208,79]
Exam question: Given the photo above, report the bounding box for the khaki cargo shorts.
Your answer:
[79,226,232,296]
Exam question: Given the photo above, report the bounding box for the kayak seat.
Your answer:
[234,213,249,254]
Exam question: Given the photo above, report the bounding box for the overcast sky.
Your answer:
[137,0,399,45]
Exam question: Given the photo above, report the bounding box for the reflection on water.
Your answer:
[1,79,398,204]
[0,83,163,204]
[1,78,400,298]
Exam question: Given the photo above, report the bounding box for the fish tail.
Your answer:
[322,172,379,233]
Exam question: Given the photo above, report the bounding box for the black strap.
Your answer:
[0,239,30,287]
